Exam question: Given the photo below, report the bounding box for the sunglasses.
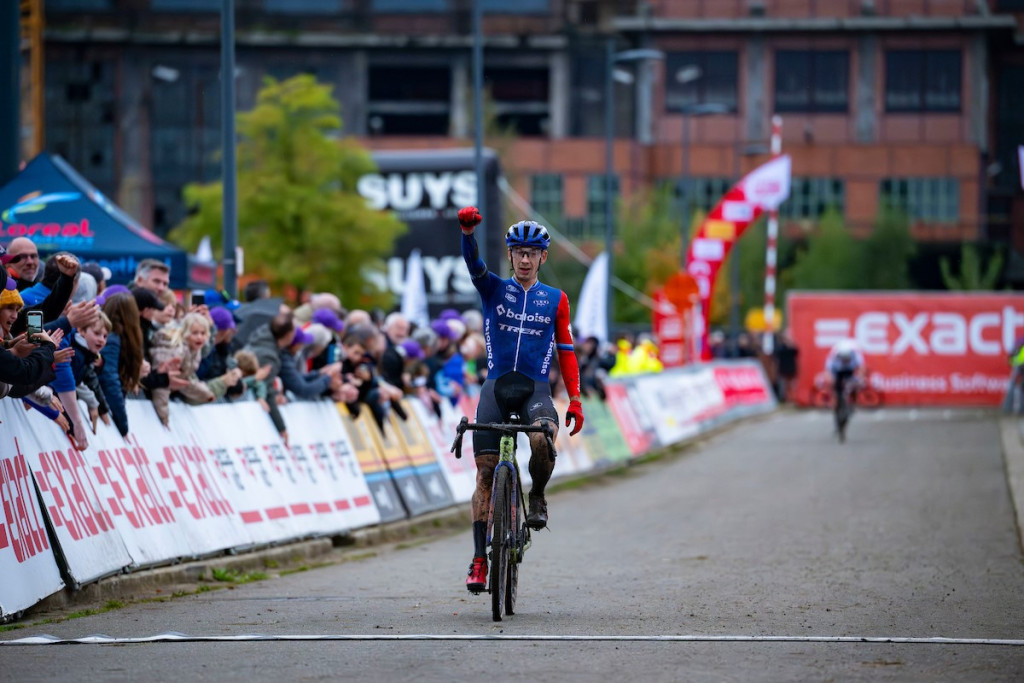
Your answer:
[6,252,38,265]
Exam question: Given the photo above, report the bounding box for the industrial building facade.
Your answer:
[25,1,1024,283]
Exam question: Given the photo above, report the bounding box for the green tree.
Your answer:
[170,74,405,306]
[613,184,684,324]
[787,208,862,290]
[940,244,1004,290]
[863,204,915,289]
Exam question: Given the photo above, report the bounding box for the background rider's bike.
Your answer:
[812,370,883,410]
[835,379,854,443]
[450,372,557,622]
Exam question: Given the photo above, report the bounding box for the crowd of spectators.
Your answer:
[8,237,765,452]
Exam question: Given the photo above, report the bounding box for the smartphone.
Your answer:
[26,310,43,340]
[191,291,205,307]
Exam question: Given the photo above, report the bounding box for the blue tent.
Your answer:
[0,154,214,290]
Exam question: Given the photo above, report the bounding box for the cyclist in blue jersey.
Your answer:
[457,206,584,592]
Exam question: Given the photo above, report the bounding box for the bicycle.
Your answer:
[812,370,883,411]
[450,371,557,622]
[833,373,870,443]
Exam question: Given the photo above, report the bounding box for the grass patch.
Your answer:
[280,565,310,576]
[0,623,25,632]
[262,559,279,569]
[211,568,267,584]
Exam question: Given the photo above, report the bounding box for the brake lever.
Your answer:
[451,416,469,459]
[543,423,557,462]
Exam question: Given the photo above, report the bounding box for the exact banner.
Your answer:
[788,292,1024,406]
[0,408,65,618]
[11,403,133,588]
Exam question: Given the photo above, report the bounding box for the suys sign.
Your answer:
[358,148,504,316]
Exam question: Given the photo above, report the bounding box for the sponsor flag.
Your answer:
[574,251,609,344]
[685,155,791,359]
[400,248,430,329]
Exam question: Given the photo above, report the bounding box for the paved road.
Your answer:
[3,409,1023,681]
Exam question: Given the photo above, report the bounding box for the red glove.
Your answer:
[458,206,482,234]
[565,399,584,436]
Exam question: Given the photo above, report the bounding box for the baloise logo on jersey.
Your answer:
[495,305,551,336]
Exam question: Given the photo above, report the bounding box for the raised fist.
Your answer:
[458,206,482,234]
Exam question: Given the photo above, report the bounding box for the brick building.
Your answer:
[30,0,1024,284]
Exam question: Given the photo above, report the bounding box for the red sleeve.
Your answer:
[554,291,581,400]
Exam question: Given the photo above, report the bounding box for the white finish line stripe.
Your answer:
[3,633,1024,646]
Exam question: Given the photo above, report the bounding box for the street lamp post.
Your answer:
[604,41,664,342]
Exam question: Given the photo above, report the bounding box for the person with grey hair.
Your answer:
[132,258,171,295]
[72,272,98,305]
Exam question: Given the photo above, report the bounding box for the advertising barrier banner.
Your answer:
[11,404,133,588]
[413,399,476,503]
[788,292,1024,406]
[339,405,407,523]
[578,397,633,466]
[389,400,454,509]
[280,402,381,534]
[0,405,65,618]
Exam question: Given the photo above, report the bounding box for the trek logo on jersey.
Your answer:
[813,308,1024,356]
[499,322,544,337]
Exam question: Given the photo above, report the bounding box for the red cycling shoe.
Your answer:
[466,556,487,593]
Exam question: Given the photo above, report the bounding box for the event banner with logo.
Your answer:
[788,292,1024,406]
[0,414,66,619]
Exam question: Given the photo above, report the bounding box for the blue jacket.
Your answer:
[98,332,129,436]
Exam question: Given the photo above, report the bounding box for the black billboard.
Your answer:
[358,148,503,317]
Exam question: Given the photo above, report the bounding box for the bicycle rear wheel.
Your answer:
[835,394,850,443]
[490,466,512,622]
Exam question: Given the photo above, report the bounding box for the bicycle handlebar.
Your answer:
[450,416,557,462]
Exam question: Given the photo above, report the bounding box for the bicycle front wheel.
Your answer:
[505,484,524,616]
[490,466,512,622]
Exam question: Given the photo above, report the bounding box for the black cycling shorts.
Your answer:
[473,377,557,456]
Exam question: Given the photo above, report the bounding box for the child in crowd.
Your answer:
[149,311,242,426]
[232,348,270,406]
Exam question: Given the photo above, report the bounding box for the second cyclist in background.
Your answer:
[456,206,584,593]
[825,338,865,407]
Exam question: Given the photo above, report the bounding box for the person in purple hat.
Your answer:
[426,318,464,406]
[197,306,242,390]
[312,307,344,333]
[277,320,348,403]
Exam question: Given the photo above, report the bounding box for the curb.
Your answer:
[20,504,474,621]
[999,417,1024,555]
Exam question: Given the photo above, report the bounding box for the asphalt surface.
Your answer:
[2,408,1023,681]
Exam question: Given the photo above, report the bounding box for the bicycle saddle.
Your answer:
[493,371,534,424]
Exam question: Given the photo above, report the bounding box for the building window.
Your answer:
[665,52,738,113]
[265,0,344,12]
[367,65,450,135]
[530,174,563,226]
[587,175,619,239]
[150,0,217,10]
[47,0,111,9]
[880,178,959,223]
[482,0,549,9]
[885,50,961,112]
[372,0,446,10]
[485,67,550,137]
[658,177,734,223]
[774,50,849,113]
[779,178,845,220]
[45,60,116,197]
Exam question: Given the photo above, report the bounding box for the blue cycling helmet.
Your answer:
[505,220,551,250]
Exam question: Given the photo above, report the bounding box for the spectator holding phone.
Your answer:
[0,280,66,399]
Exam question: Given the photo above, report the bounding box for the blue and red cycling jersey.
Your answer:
[461,232,581,397]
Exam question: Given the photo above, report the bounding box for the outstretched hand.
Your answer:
[565,399,584,436]
[458,206,482,235]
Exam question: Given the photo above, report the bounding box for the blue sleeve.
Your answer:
[98,334,129,436]
[23,398,59,420]
[49,338,75,393]
[462,232,503,301]
[277,351,329,399]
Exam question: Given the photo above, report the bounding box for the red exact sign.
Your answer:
[788,292,1024,406]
